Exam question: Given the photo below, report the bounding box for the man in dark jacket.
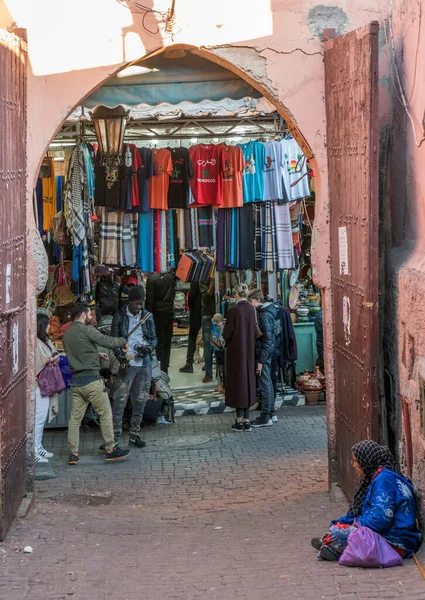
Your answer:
[110,285,157,448]
[180,282,202,374]
[248,289,277,428]
[145,271,176,374]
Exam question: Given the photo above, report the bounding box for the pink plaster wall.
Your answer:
[384,0,425,489]
[0,0,390,488]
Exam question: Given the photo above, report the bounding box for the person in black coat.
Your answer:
[180,282,202,374]
[223,284,257,432]
[248,289,277,428]
[145,271,176,374]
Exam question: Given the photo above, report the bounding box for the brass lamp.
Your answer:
[90,105,130,188]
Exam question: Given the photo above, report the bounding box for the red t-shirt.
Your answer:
[189,144,224,206]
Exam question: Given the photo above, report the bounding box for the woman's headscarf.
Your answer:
[349,440,400,515]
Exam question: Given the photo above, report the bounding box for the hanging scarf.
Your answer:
[274,203,295,269]
[350,440,401,515]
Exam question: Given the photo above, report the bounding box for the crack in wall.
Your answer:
[259,46,324,58]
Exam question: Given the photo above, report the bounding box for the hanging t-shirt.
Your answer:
[220,145,244,208]
[149,148,173,210]
[280,137,310,201]
[238,141,266,203]
[167,147,194,209]
[262,140,289,202]
[189,143,224,207]
[136,147,154,213]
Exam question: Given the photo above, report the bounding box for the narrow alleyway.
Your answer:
[1,407,425,600]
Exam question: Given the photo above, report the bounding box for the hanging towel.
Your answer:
[137,210,154,272]
[160,210,167,272]
[155,210,161,272]
[169,210,176,268]
[239,204,255,270]
[274,203,295,269]
[198,206,214,248]
[216,209,225,272]
[191,209,198,249]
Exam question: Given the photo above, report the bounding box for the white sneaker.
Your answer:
[156,416,171,425]
[271,415,278,423]
[39,448,54,459]
[35,453,48,463]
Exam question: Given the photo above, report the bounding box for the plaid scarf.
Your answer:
[254,204,262,270]
[350,440,401,515]
[261,202,277,272]
[274,203,295,269]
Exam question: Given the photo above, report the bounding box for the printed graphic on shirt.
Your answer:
[197,158,217,182]
[265,156,275,172]
[223,159,235,181]
[171,158,185,183]
[243,154,256,175]
[285,154,304,174]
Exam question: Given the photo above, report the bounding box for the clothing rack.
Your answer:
[53,114,288,144]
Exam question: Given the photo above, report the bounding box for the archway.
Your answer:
[29,41,332,498]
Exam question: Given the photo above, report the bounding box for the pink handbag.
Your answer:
[38,363,66,396]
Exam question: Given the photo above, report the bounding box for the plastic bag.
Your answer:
[338,525,403,568]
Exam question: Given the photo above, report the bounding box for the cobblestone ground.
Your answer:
[1,406,425,600]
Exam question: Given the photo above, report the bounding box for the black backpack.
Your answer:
[96,277,120,316]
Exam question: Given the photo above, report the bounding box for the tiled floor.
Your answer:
[168,343,216,391]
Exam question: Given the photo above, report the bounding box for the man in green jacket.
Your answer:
[63,302,130,465]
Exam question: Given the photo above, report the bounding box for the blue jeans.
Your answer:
[202,316,213,378]
[258,361,274,415]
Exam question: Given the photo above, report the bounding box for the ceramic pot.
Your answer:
[303,379,322,391]
[304,390,321,405]
[313,366,325,383]
[298,370,311,383]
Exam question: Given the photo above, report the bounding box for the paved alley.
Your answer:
[1,406,425,600]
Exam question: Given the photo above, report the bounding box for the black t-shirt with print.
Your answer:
[167,147,194,209]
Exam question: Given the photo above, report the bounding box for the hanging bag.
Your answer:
[52,211,71,246]
[38,362,66,396]
[52,260,76,308]
[338,525,403,568]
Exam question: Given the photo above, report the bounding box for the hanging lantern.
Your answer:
[90,105,130,188]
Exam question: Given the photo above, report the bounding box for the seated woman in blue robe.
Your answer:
[312,440,422,561]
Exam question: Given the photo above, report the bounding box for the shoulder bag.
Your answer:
[251,304,263,339]
[38,362,66,396]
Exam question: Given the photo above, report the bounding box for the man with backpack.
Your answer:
[248,289,277,428]
[110,285,157,448]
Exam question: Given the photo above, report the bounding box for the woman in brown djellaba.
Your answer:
[223,284,257,432]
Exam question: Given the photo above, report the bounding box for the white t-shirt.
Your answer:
[262,141,287,202]
[280,137,310,201]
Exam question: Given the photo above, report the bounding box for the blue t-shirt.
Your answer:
[238,141,266,203]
